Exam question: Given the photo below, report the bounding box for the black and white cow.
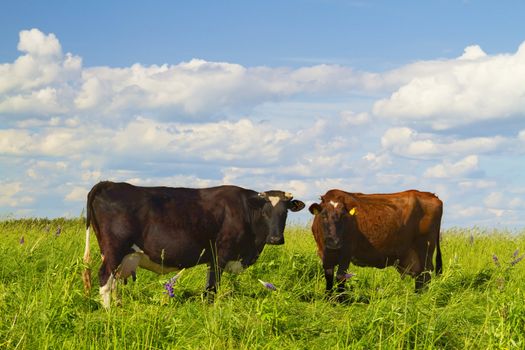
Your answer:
[82,181,305,308]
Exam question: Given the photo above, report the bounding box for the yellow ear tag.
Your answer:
[313,208,320,215]
[349,207,357,216]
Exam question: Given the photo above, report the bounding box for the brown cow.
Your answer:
[308,189,443,295]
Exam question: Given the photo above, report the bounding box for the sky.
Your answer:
[1,1,525,228]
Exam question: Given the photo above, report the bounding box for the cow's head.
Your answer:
[309,198,354,250]
[250,191,305,246]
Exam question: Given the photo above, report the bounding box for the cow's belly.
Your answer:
[141,230,213,266]
[350,252,400,269]
[116,244,206,279]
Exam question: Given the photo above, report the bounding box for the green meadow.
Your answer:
[1,218,525,349]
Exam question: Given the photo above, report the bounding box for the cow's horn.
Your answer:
[284,192,293,199]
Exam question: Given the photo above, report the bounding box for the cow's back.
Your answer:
[89,182,253,239]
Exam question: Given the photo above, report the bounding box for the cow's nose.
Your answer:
[325,238,341,250]
[267,236,285,245]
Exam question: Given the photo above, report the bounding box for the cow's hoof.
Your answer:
[202,290,216,304]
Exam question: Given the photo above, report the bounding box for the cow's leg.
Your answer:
[415,240,435,292]
[335,258,351,294]
[415,271,431,292]
[322,249,340,295]
[98,260,116,309]
[324,266,335,294]
[204,242,225,302]
[98,249,125,309]
[205,261,222,295]
[398,248,427,292]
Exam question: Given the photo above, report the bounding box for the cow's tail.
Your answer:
[435,231,443,275]
[82,185,97,294]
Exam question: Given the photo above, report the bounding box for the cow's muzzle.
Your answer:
[266,236,285,245]
[324,238,342,250]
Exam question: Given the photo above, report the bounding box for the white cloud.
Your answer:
[452,205,485,219]
[373,41,525,130]
[26,160,68,179]
[0,29,388,123]
[484,191,525,210]
[458,45,487,61]
[65,186,88,202]
[340,110,370,126]
[458,180,497,190]
[0,29,81,98]
[17,28,62,58]
[0,126,106,157]
[362,152,391,170]
[0,181,34,207]
[381,127,508,158]
[70,60,380,120]
[424,155,479,178]
[484,192,504,207]
[112,117,293,163]
[0,87,65,114]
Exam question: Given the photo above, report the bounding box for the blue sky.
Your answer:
[1,1,525,227]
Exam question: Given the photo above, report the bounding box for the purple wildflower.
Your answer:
[510,254,525,266]
[163,269,184,298]
[164,282,175,298]
[55,226,61,237]
[492,254,500,267]
[19,236,25,245]
[258,279,277,291]
[513,249,520,258]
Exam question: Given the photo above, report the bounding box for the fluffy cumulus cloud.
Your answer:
[373,43,525,130]
[0,29,81,115]
[112,117,295,163]
[1,28,525,227]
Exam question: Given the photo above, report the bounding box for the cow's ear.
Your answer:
[288,199,305,212]
[308,203,322,215]
[248,194,267,209]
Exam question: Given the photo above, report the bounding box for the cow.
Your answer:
[82,181,305,308]
[308,189,443,296]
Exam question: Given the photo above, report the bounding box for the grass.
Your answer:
[1,219,525,349]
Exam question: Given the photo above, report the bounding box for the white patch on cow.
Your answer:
[330,200,339,208]
[117,253,142,280]
[100,273,115,309]
[117,246,179,277]
[268,196,280,207]
[224,261,244,274]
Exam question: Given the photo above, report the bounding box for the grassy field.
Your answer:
[1,218,525,349]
